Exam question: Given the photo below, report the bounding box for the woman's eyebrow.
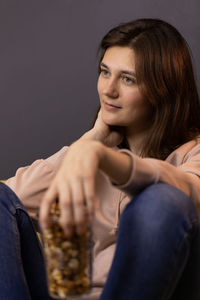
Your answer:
[121,70,136,78]
[100,62,109,69]
[100,62,136,77]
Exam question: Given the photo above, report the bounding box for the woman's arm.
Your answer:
[39,139,132,235]
[39,137,200,236]
[5,108,123,213]
[113,148,200,215]
[5,146,68,219]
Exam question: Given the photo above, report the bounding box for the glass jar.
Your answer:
[42,202,92,299]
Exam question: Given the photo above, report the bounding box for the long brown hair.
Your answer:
[97,18,200,159]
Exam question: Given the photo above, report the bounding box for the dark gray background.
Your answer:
[0,0,199,178]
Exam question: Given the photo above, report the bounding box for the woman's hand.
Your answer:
[39,131,132,236]
[81,109,124,147]
[39,139,104,236]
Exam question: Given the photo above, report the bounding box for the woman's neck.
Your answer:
[125,127,150,156]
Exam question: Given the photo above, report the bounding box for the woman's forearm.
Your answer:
[99,144,132,186]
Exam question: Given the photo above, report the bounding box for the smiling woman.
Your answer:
[98,46,153,155]
[2,18,200,300]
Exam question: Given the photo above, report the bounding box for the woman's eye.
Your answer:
[122,76,135,84]
[100,69,109,77]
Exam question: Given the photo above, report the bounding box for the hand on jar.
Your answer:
[39,139,104,236]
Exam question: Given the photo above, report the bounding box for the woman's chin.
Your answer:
[102,114,121,127]
[104,119,120,127]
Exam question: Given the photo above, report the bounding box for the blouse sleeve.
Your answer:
[113,147,200,215]
[5,146,68,218]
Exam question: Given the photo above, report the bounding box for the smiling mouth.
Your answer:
[104,102,121,109]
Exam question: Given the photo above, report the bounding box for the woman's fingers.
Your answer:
[83,175,96,221]
[60,174,97,235]
[39,140,104,235]
[58,182,74,236]
[39,183,58,230]
[41,174,97,236]
[70,178,86,235]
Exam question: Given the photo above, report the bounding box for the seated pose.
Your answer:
[2,18,200,300]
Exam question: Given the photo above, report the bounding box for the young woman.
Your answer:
[2,18,200,300]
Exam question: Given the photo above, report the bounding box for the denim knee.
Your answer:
[119,183,199,247]
[0,182,26,215]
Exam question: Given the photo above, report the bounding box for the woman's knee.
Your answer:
[0,182,24,215]
[119,183,198,241]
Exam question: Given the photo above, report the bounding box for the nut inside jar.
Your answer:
[42,202,92,299]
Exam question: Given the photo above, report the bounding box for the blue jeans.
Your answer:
[0,182,52,300]
[100,183,200,300]
[0,182,200,299]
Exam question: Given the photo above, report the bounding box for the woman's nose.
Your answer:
[104,79,119,98]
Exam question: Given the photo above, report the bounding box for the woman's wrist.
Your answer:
[99,146,133,186]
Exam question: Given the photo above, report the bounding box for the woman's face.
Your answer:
[97,46,153,133]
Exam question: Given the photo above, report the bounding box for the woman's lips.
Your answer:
[104,102,121,111]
